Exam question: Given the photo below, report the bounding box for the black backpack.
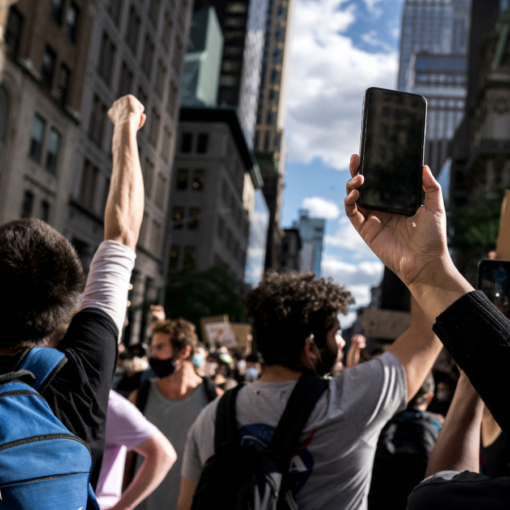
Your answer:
[191,373,329,510]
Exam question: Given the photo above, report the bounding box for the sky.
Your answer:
[281,0,406,327]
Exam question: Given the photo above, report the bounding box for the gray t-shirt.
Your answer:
[135,379,210,510]
[182,352,407,510]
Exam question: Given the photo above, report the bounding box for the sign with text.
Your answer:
[200,315,238,348]
[362,309,411,340]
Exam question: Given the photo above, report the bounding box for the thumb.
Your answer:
[422,165,444,212]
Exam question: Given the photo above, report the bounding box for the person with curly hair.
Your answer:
[177,271,443,510]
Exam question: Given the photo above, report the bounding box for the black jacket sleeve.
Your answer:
[433,291,510,437]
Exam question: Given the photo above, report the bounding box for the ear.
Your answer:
[178,345,192,361]
[299,338,319,370]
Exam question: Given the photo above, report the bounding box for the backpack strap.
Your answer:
[214,383,245,453]
[268,373,329,461]
[17,347,68,394]
[136,379,152,415]
[202,377,219,402]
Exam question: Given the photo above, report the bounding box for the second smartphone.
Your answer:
[478,259,510,319]
[358,87,427,216]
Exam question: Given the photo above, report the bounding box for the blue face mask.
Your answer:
[245,367,259,381]
[193,353,204,367]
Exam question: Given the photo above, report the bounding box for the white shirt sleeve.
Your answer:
[79,240,136,337]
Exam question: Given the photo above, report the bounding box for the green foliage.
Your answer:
[448,187,506,283]
[164,264,246,339]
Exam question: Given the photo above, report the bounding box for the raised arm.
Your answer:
[425,372,483,477]
[388,297,442,402]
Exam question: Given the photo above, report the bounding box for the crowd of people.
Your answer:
[1,94,510,509]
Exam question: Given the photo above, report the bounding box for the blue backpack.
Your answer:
[0,347,100,510]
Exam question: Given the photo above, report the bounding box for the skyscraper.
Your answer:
[293,209,325,276]
[398,0,471,173]
[193,0,269,146]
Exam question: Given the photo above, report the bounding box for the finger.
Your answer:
[344,189,366,233]
[489,251,498,260]
[349,154,361,178]
[139,113,147,129]
[422,165,444,213]
[346,174,364,196]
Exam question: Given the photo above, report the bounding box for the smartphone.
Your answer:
[478,259,510,318]
[358,87,427,216]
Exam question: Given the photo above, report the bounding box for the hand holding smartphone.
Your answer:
[358,87,427,216]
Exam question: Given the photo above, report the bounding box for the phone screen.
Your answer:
[478,260,510,319]
[359,88,426,216]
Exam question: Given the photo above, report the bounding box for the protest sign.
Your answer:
[362,309,411,340]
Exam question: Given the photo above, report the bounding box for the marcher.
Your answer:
[129,319,220,510]
[177,271,442,510]
[0,94,145,488]
[96,390,177,509]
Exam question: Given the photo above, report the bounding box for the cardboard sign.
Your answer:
[497,190,510,260]
[362,309,411,340]
[200,315,238,348]
[230,323,252,349]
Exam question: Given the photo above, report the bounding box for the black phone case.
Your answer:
[357,87,427,217]
[477,258,510,290]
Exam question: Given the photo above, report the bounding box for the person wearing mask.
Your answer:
[96,391,176,509]
[0,94,145,488]
[344,154,510,506]
[368,372,442,509]
[128,319,220,510]
[177,270,443,510]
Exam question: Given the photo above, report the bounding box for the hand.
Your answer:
[108,95,146,130]
[344,155,451,288]
[351,334,366,350]
[150,305,166,322]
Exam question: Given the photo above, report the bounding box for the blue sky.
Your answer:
[281,0,405,325]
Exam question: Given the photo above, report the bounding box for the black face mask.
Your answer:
[149,357,177,378]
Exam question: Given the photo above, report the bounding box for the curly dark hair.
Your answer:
[151,318,197,359]
[244,271,353,368]
[0,219,84,349]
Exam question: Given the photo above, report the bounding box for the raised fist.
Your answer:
[108,95,146,130]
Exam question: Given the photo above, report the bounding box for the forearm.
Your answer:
[105,124,144,250]
[426,374,483,477]
[345,345,360,368]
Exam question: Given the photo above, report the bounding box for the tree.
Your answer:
[164,264,246,339]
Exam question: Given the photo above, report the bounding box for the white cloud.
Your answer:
[324,216,374,257]
[301,196,340,219]
[286,0,398,170]
[364,0,383,13]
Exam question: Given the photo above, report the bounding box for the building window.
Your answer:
[176,169,188,190]
[156,60,167,98]
[225,17,245,27]
[264,131,270,150]
[149,109,160,147]
[173,207,184,229]
[21,191,34,218]
[266,110,275,125]
[167,81,178,117]
[222,60,240,72]
[88,95,107,147]
[254,130,260,150]
[142,35,155,78]
[169,245,180,269]
[29,115,46,161]
[161,127,172,161]
[118,61,133,97]
[172,37,183,72]
[80,160,98,207]
[139,212,149,246]
[220,75,238,87]
[108,0,123,24]
[155,173,166,208]
[162,13,173,49]
[45,128,61,174]
[5,6,23,54]
[188,207,200,229]
[180,132,192,153]
[151,220,161,253]
[66,2,79,43]
[149,0,161,27]
[270,68,280,84]
[98,33,116,85]
[224,45,242,55]
[226,3,246,13]
[126,6,141,53]
[192,170,205,191]
[183,246,196,270]
[51,0,64,25]
[40,200,50,223]
[197,133,208,154]
[217,216,224,239]
[143,158,155,197]
[41,45,56,89]
[55,64,70,105]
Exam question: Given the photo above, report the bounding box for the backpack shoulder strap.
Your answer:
[214,383,245,453]
[136,379,152,415]
[17,347,67,393]
[202,377,219,402]
[268,373,329,461]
